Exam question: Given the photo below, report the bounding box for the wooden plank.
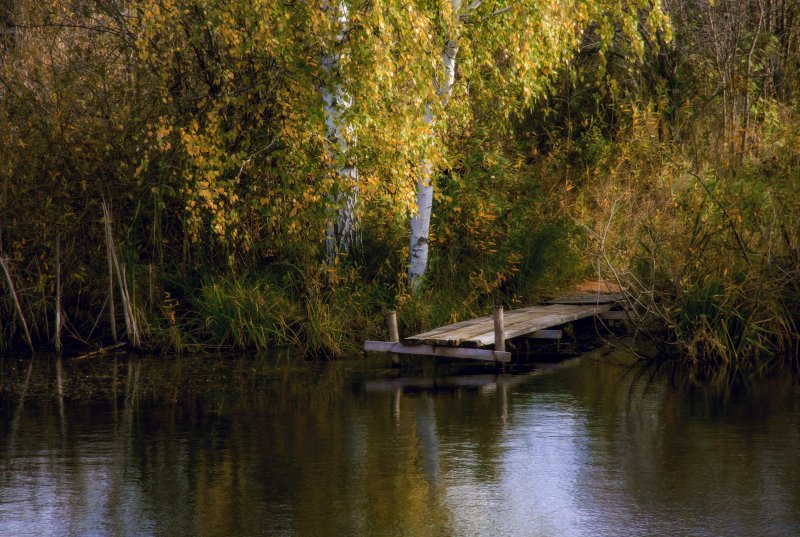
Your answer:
[545,293,624,305]
[405,292,624,346]
[461,304,612,347]
[402,314,492,345]
[364,341,511,362]
[403,305,546,345]
[598,310,633,320]
[521,329,562,340]
[406,304,579,347]
[419,304,582,347]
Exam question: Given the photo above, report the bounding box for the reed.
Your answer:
[300,293,352,357]
[103,199,141,348]
[0,255,33,352]
[103,200,118,344]
[55,234,63,353]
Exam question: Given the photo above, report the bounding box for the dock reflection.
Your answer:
[0,353,798,536]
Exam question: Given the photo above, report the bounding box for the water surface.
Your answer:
[1,351,798,536]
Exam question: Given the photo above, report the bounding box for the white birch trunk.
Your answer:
[408,4,462,291]
[322,1,359,265]
[408,157,434,290]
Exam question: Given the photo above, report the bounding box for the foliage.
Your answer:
[0,0,798,368]
[568,105,800,366]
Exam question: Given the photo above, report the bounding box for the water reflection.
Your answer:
[0,352,798,536]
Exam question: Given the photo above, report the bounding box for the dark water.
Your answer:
[1,350,798,536]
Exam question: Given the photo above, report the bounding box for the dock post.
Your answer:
[494,306,505,352]
[387,310,400,367]
[494,305,507,371]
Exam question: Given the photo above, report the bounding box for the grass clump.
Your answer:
[190,276,299,352]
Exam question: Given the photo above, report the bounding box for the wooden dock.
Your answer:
[364,292,625,364]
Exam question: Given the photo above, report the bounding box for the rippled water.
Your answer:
[1,351,798,536]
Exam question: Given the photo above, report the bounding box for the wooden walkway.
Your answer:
[364,293,625,364]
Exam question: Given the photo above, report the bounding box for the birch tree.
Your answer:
[408,0,461,291]
[407,0,670,291]
[322,0,359,264]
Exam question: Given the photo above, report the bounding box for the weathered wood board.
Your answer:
[404,303,611,348]
[364,341,511,362]
[365,292,624,364]
[461,304,611,347]
[521,329,562,339]
[544,292,625,305]
[403,305,554,346]
[598,310,634,320]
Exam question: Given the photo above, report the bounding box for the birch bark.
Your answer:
[322,1,359,264]
[408,0,467,291]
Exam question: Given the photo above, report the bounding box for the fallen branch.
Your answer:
[72,342,128,362]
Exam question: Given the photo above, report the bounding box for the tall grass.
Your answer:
[187,276,299,351]
[169,269,367,357]
[574,107,800,367]
[673,275,797,366]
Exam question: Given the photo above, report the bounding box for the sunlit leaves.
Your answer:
[1,0,668,274]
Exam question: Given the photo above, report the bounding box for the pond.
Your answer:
[1,349,798,536]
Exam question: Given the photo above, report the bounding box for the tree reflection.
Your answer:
[0,353,798,536]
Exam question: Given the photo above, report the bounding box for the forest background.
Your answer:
[0,0,798,368]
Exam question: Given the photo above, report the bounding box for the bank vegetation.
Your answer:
[0,0,798,366]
